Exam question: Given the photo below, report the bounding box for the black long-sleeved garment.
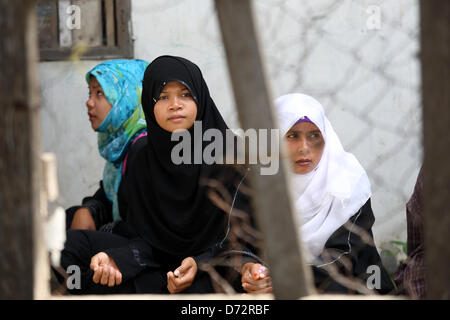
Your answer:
[65,182,112,230]
[103,135,260,292]
[60,136,261,294]
[311,199,396,294]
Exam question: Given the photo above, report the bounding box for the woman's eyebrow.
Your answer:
[89,83,101,89]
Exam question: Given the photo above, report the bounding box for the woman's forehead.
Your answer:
[88,76,101,88]
[161,81,188,91]
[289,121,321,132]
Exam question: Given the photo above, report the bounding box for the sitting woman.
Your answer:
[66,59,149,232]
[241,93,395,295]
[59,55,260,294]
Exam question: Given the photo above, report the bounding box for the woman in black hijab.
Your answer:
[59,55,262,294]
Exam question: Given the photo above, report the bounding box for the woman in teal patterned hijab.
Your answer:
[88,59,149,221]
[68,59,149,230]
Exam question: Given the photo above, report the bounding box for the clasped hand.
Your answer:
[241,262,273,294]
[90,252,123,287]
[167,257,198,294]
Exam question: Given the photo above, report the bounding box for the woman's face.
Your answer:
[285,121,325,174]
[153,81,197,132]
[86,77,112,131]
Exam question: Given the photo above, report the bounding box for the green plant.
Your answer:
[390,240,407,256]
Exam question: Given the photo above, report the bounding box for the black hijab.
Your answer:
[122,55,238,258]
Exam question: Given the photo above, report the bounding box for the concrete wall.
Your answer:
[40,0,421,269]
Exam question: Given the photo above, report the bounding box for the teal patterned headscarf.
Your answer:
[86,59,149,221]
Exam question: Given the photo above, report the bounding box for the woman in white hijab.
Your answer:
[241,93,394,294]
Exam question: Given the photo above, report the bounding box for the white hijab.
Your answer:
[274,93,371,260]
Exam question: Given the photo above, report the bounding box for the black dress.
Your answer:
[312,199,396,294]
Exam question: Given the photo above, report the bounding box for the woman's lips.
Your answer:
[296,159,312,166]
[168,115,186,122]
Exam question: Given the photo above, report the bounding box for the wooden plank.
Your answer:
[36,0,58,49]
[49,293,400,300]
[104,0,116,46]
[0,0,46,299]
[215,0,315,299]
[421,0,450,300]
[72,0,102,47]
[40,45,128,61]
[114,0,133,58]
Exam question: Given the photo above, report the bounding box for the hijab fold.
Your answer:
[86,59,149,220]
[275,93,372,260]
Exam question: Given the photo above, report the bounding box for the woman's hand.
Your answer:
[241,262,273,294]
[71,208,96,230]
[167,257,198,294]
[90,252,122,287]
